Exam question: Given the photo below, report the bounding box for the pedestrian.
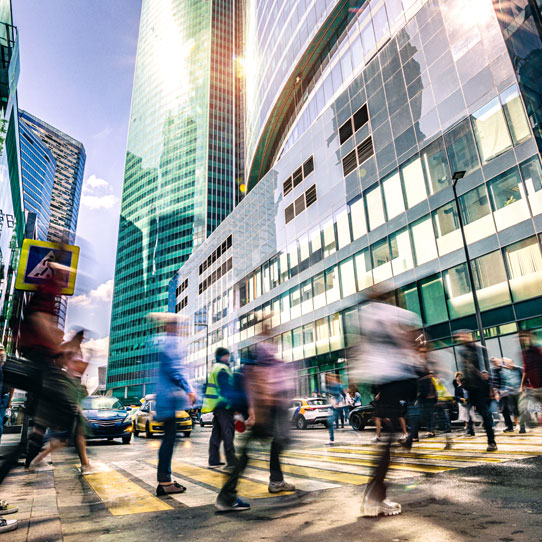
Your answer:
[148,313,196,496]
[352,386,362,407]
[454,371,473,434]
[216,318,295,512]
[350,287,421,517]
[454,331,497,451]
[491,357,513,432]
[519,331,542,432]
[432,372,453,449]
[501,358,524,432]
[201,347,238,469]
[325,373,342,444]
[0,347,14,444]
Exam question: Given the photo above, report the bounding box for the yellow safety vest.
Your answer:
[201,362,232,413]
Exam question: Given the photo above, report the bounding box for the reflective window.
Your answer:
[386,0,404,27]
[411,216,438,265]
[390,228,413,275]
[360,6,376,57]
[459,185,496,244]
[504,237,542,302]
[299,235,310,272]
[397,283,422,320]
[355,249,373,291]
[270,256,280,289]
[325,265,341,304]
[313,272,326,309]
[271,297,281,328]
[371,1,389,43]
[329,313,344,351]
[309,226,323,264]
[292,327,304,361]
[300,279,313,315]
[350,197,368,239]
[472,97,512,163]
[401,156,427,208]
[339,257,356,297]
[336,208,352,250]
[443,263,474,319]
[371,238,392,283]
[487,167,530,230]
[290,285,301,320]
[288,242,299,278]
[366,185,386,230]
[519,155,542,216]
[262,262,270,295]
[433,202,462,255]
[501,86,531,145]
[280,291,290,324]
[282,330,292,362]
[322,218,337,257]
[421,137,451,195]
[471,250,511,311]
[279,252,288,283]
[316,317,330,354]
[303,323,316,358]
[445,118,479,175]
[420,274,448,325]
[382,171,405,219]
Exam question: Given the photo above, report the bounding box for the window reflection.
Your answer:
[411,216,438,265]
[350,197,368,239]
[371,237,392,283]
[472,97,512,163]
[504,236,542,302]
[421,137,451,195]
[382,170,405,219]
[433,202,462,255]
[325,265,341,303]
[322,218,337,257]
[520,155,542,216]
[390,228,413,275]
[445,118,479,175]
[397,283,422,319]
[420,274,448,325]
[401,156,427,208]
[471,251,511,311]
[339,257,356,297]
[336,208,352,249]
[443,264,474,319]
[355,249,373,291]
[366,185,386,230]
[313,272,326,309]
[501,85,531,146]
[459,185,496,244]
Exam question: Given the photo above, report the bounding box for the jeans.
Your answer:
[0,393,9,443]
[407,398,435,441]
[466,390,496,445]
[157,418,177,483]
[327,409,339,441]
[209,408,237,466]
[433,403,451,433]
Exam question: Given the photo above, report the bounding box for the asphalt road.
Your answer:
[11,423,542,541]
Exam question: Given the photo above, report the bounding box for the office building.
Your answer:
[107,0,245,397]
[168,0,542,395]
[18,112,56,241]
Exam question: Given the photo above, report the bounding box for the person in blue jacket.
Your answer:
[148,312,196,496]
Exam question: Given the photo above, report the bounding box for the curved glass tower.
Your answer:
[107,0,241,397]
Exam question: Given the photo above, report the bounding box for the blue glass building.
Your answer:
[18,111,56,241]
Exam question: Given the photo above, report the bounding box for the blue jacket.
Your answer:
[153,333,193,421]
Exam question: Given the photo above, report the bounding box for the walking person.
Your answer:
[216,321,295,512]
[202,347,238,469]
[325,373,341,445]
[519,331,542,431]
[148,313,196,496]
[0,347,14,445]
[455,331,497,451]
[491,358,514,432]
[501,358,524,432]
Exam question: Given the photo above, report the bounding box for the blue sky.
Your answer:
[14,1,141,362]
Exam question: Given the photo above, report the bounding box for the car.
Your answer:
[199,411,214,427]
[132,394,193,438]
[289,397,332,429]
[81,395,133,444]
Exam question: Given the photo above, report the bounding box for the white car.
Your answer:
[199,411,214,427]
[289,397,332,429]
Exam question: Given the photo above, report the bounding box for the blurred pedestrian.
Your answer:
[325,373,342,444]
[519,331,542,432]
[148,313,196,496]
[351,287,421,517]
[432,371,452,449]
[491,357,513,432]
[0,347,14,444]
[202,347,237,469]
[501,358,524,432]
[454,371,474,435]
[216,318,295,512]
[455,331,497,451]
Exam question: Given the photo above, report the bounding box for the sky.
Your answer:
[13,1,142,369]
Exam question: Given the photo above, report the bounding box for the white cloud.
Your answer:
[81,174,120,210]
[82,336,110,365]
[70,279,114,307]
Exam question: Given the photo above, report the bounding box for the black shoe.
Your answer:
[156,481,187,496]
[208,462,226,468]
[503,427,514,433]
[486,443,498,452]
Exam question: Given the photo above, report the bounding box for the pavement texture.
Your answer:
[1,426,541,541]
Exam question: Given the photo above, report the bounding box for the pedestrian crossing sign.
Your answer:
[15,239,80,295]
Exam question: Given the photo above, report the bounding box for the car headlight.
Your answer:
[123,414,131,423]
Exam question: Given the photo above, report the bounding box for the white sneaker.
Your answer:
[81,463,99,476]
[371,437,381,443]
[360,496,402,517]
[326,440,334,446]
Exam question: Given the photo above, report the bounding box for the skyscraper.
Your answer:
[107,0,244,397]
[18,111,56,241]
[19,110,86,245]
[19,110,86,328]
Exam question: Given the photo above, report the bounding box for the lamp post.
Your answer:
[451,171,487,360]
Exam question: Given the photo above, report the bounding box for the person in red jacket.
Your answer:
[519,331,542,432]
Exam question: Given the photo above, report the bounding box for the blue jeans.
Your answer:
[327,409,339,441]
[0,393,9,443]
[157,418,177,483]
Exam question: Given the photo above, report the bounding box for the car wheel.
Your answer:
[351,414,365,431]
[199,420,205,427]
[133,422,140,437]
[182,431,191,438]
[323,420,329,428]
[122,435,132,444]
[296,415,307,430]
[146,421,152,439]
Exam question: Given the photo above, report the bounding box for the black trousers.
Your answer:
[157,418,177,483]
[466,390,496,445]
[209,408,237,467]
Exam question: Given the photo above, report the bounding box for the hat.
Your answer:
[215,347,230,359]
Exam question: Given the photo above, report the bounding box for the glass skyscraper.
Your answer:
[107,0,244,397]
[18,111,56,241]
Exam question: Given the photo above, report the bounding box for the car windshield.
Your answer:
[308,399,328,406]
[81,397,124,410]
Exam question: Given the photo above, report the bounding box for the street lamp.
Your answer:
[451,171,487,364]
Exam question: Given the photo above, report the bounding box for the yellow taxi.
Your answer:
[132,394,192,438]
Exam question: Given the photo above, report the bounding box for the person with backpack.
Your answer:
[202,347,238,469]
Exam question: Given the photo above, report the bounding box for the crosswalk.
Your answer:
[67,430,542,516]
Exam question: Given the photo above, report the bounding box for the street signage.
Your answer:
[15,239,80,295]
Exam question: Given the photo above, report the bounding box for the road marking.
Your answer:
[82,466,172,516]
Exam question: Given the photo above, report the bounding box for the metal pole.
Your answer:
[205,324,209,383]
[452,179,487,359]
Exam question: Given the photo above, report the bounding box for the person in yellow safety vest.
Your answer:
[202,347,238,469]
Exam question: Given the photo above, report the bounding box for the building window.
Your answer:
[459,185,496,244]
[445,118,479,176]
[313,272,326,310]
[471,251,511,311]
[421,137,450,195]
[487,166,530,230]
[420,274,448,325]
[366,185,385,230]
[335,208,351,250]
[433,202,462,256]
[322,218,336,257]
[397,283,422,320]
[329,313,344,351]
[472,97,513,163]
[443,263,474,319]
[316,317,330,354]
[301,279,313,315]
[390,228,413,275]
[503,236,542,302]
[411,216,438,266]
[280,291,290,324]
[520,155,542,216]
[355,249,373,292]
[501,85,531,146]
[382,170,404,220]
[401,155,427,208]
[350,197,367,239]
[292,327,304,361]
[325,265,340,304]
[339,257,356,298]
[310,226,323,264]
[303,323,316,358]
[371,238,392,283]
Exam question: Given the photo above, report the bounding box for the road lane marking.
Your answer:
[82,466,172,516]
